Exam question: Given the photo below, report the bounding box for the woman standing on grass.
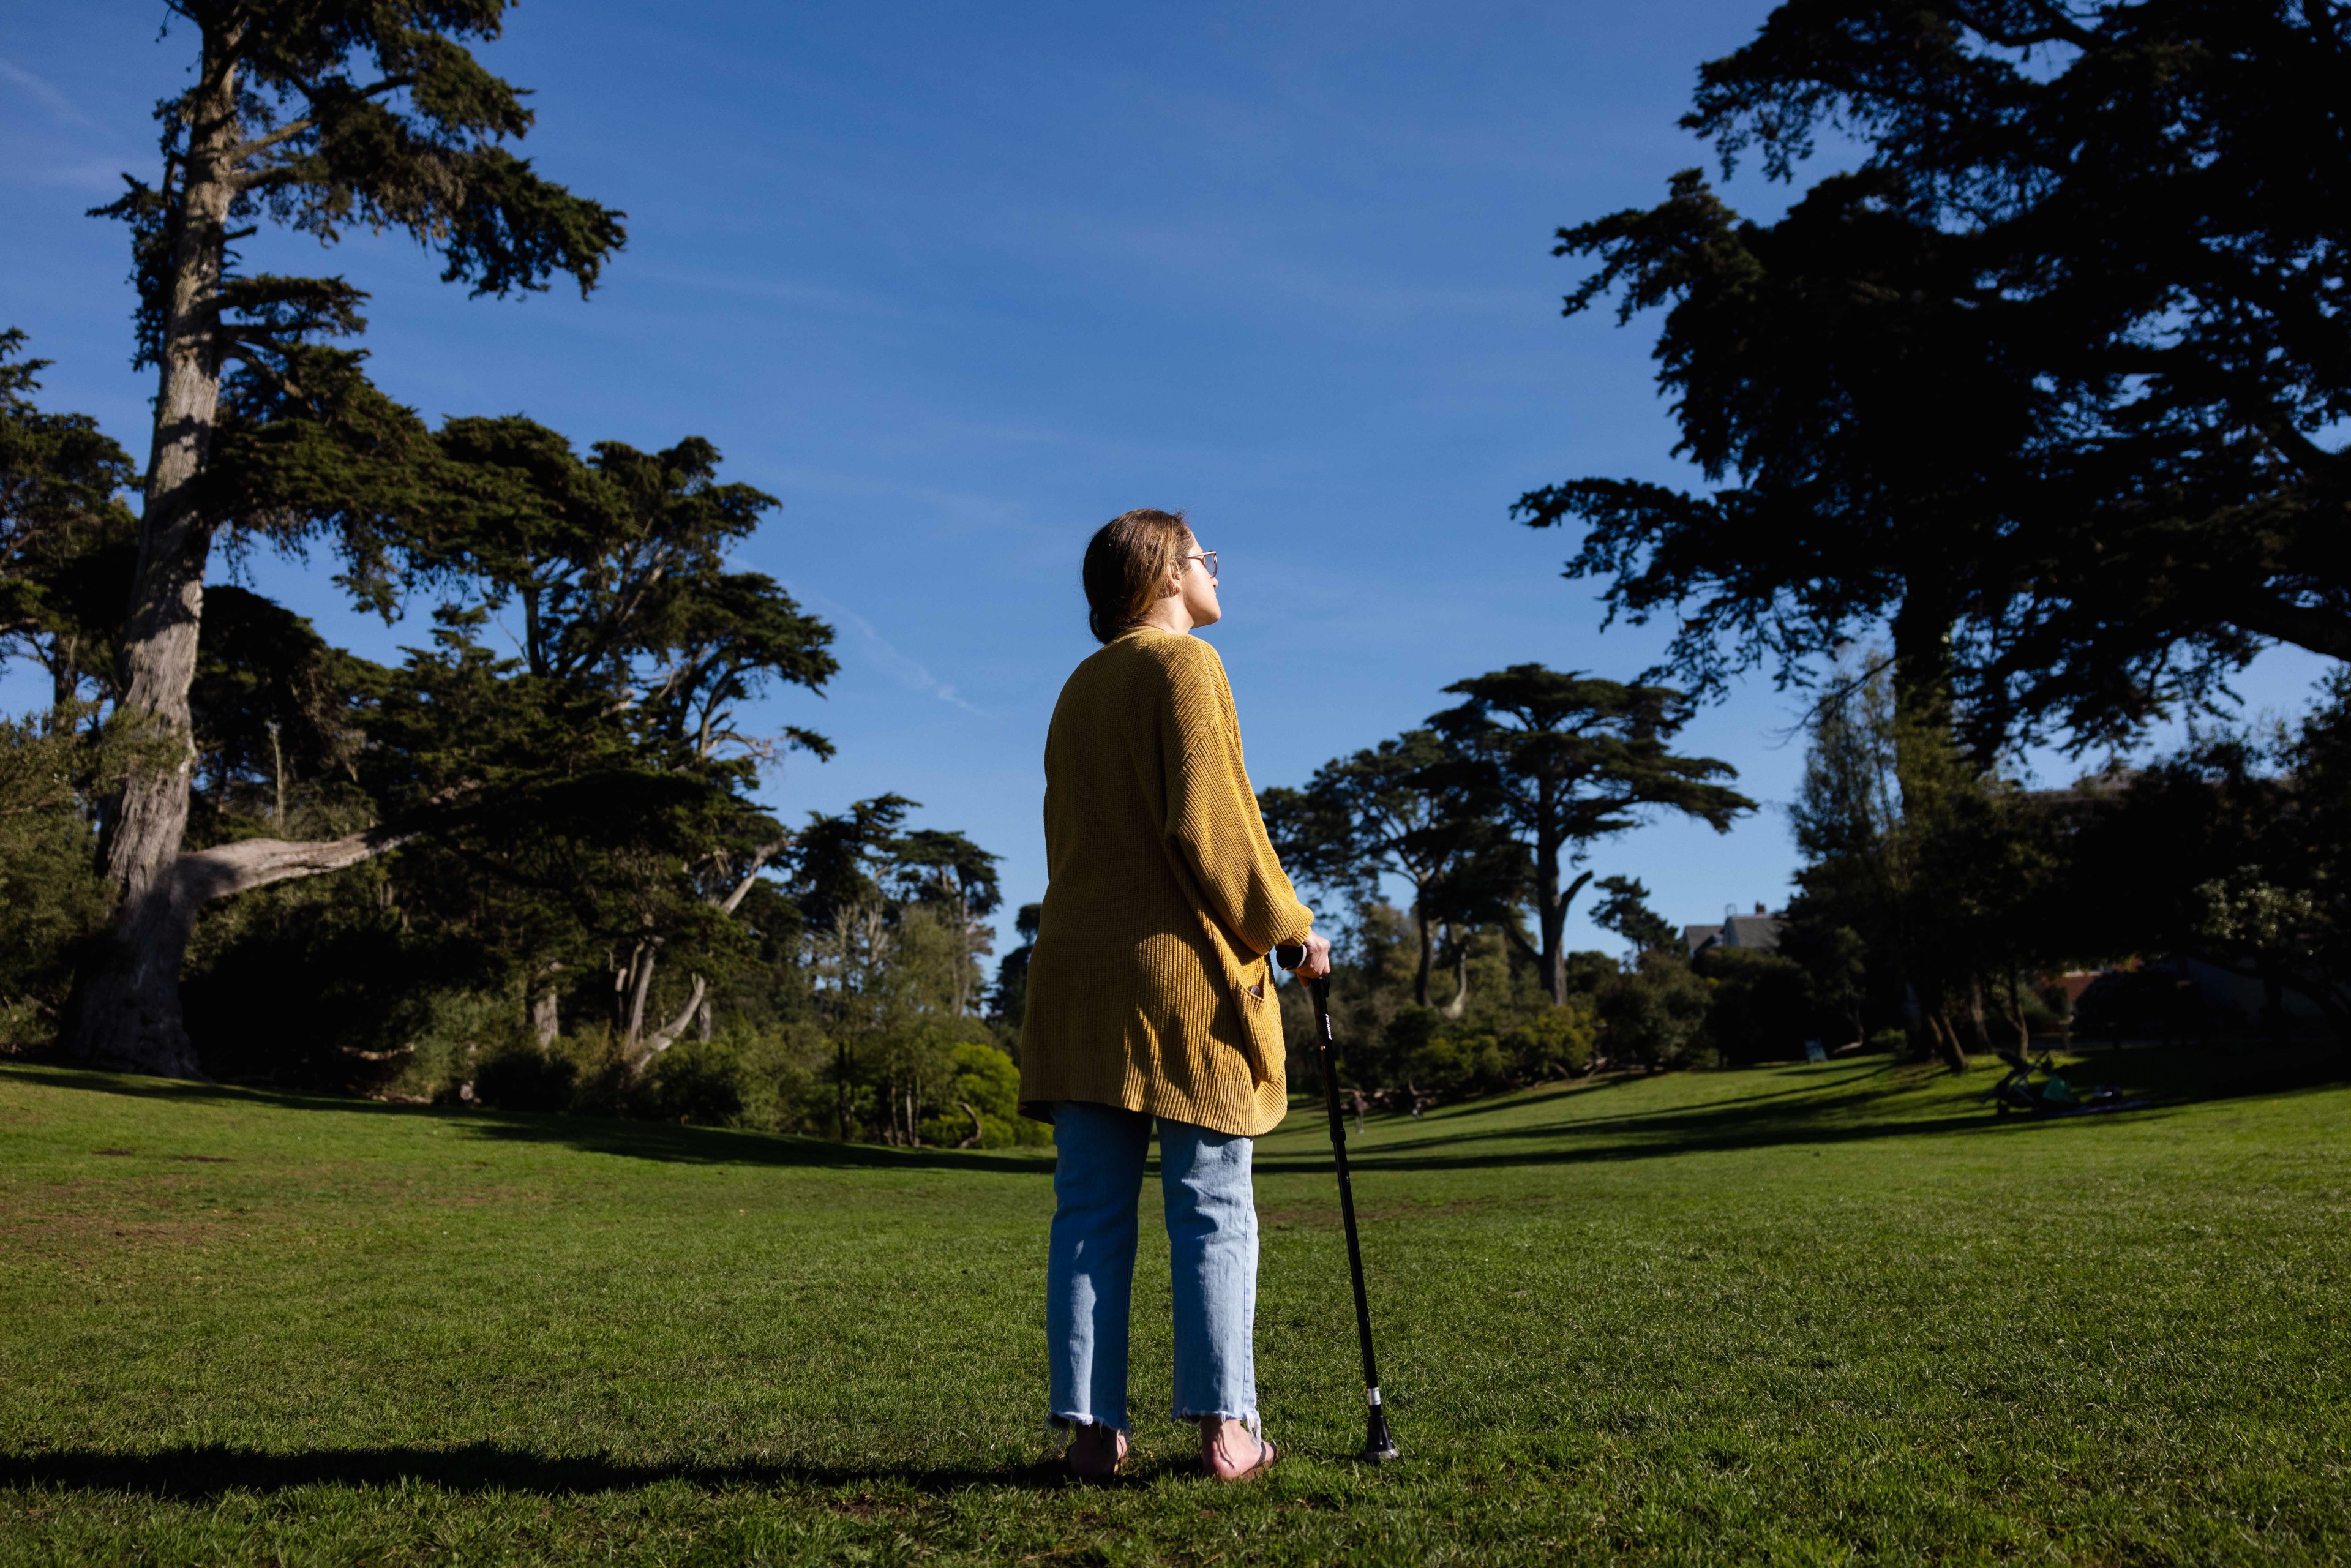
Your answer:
[1018,508,1332,1483]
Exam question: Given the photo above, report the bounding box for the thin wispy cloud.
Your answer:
[792,584,983,715]
[10,156,130,193]
[626,263,904,318]
[759,463,1036,536]
[0,57,95,127]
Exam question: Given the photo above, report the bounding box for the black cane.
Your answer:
[1277,943,1400,1464]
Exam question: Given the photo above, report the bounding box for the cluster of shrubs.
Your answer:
[450,1027,1049,1149]
[1362,1000,1601,1101]
[1292,910,1907,1112]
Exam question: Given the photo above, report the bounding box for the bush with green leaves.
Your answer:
[1378,1009,1513,1099]
[470,1039,580,1114]
[917,1040,1048,1149]
[0,720,109,1054]
[640,1038,749,1126]
[1598,952,1714,1068]
[1502,998,1599,1078]
[1693,946,1815,1065]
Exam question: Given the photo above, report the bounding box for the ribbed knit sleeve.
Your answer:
[1158,638,1316,958]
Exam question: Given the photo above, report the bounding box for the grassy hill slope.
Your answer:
[3,1050,2345,1565]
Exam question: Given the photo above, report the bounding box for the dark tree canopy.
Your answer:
[1520,165,2054,772]
[1537,0,2351,759]
[787,795,918,937]
[989,901,1042,1032]
[1592,874,1679,956]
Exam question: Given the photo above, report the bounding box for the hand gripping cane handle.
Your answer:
[1270,942,1400,1463]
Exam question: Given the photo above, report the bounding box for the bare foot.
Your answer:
[1066,1420,1127,1480]
[1199,1416,1277,1482]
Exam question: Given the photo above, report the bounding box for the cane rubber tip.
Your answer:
[1363,1442,1400,1463]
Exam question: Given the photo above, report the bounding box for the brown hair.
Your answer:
[1082,508,1191,643]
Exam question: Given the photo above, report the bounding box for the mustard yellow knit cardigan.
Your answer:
[1018,626,1316,1137]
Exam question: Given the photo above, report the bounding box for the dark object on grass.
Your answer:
[1987,1051,2145,1119]
[1278,943,1401,1465]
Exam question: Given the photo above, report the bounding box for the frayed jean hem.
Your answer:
[1048,1411,1130,1441]
[1172,1406,1263,1439]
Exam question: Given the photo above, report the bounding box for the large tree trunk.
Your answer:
[1439,926,1469,1021]
[1411,900,1433,1007]
[623,972,707,1075]
[623,942,657,1046]
[528,963,563,1047]
[1887,589,1970,1071]
[1534,804,1563,1002]
[1911,980,1969,1073]
[1889,594,1956,817]
[73,36,240,1076]
[72,827,414,1076]
[1535,852,1595,1008]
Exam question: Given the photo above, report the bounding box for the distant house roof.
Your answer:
[1684,912,1784,958]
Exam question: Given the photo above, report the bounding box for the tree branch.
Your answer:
[2222,591,2351,662]
[266,72,416,141]
[716,839,787,914]
[232,116,317,160]
[1764,653,1895,748]
[635,973,708,1063]
[1942,0,2098,51]
[171,823,414,906]
[167,781,481,910]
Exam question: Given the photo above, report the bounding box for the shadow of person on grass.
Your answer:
[0,1443,1200,1498]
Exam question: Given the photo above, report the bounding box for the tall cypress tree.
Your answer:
[76,2,623,1075]
[1554,1,2351,754]
[1259,729,1519,1008]
[1428,666,1753,1007]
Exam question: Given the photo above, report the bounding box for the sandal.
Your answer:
[1066,1420,1128,1480]
[1201,1421,1278,1483]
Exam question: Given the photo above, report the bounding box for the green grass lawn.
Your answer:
[4,1047,2347,1565]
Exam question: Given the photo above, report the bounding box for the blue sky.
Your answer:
[1,1,2331,964]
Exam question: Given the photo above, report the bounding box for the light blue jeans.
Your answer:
[1046,1101,1259,1435]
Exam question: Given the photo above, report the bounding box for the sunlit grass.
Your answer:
[3,1046,2345,1564]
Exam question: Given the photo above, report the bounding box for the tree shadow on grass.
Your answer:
[1254,1106,2004,1176]
[1422,1060,1897,1128]
[0,1442,1086,1499]
[0,1065,1052,1177]
[1415,1059,1909,1139]
[1256,1046,2345,1177]
[2,1064,408,1114]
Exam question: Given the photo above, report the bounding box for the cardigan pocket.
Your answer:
[1232,973,1282,1086]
